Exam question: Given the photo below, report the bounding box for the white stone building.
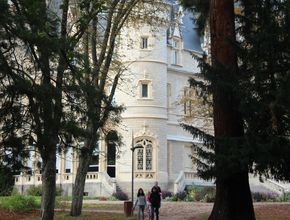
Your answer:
[14,1,212,197]
[113,3,209,194]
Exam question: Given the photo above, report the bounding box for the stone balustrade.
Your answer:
[15,172,100,185]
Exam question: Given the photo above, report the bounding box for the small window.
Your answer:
[172,50,178,65]
[141,37,148,49]
[172,40,178,48]
[65,168,71,173]
[141,83,148,98]
[138,80,152,99]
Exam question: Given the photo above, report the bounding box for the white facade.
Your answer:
[113,15,203,194]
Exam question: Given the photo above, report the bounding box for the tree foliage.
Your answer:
[179,0,210,32]
[0,0,81,219]
[237,0,290,180]
[182,0,290,183]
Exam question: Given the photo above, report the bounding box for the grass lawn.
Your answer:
[24,212,135,220]
[56,202,124,210]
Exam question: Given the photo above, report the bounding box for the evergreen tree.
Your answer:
[0,0,85,219]
[237,0,290,180]
[181,0,290,219]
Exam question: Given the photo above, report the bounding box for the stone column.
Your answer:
[99,139,107,173]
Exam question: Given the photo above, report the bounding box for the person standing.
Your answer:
[133,188,147,220]
[150,186,161,220]
[152,181,162,206]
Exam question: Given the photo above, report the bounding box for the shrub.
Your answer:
[186,185,216,202]
[200,187,216,202]
[203,192,215,202]
[55,186,63,196]
[252,192,279,202]
[0,195,40,211]
[161,190,173,199]
[185,194,194,202]
[26,185,63,196]
[11,187,19,196]
[282,193,290,202]
[112,191,129,201]
[26,185,42,196]
[175,191,187,201]
[170,195,178,201]
[108,196,118,201]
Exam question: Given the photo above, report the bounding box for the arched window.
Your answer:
[135,138,153,171]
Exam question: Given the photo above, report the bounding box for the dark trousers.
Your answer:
[150,206,159,220]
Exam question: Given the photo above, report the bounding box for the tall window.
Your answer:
[106,131,118,178]
[141,83,148,98]
[172,39,180,65]
[141,36,148,49]
[136,138,153,171]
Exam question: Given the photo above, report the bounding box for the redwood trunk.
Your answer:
[208,0,255,219]
[70,152,91,216]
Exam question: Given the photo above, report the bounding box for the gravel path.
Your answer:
[159,202,213,220]
[76,200,290,220]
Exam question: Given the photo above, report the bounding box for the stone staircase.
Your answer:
[174,171,290,195]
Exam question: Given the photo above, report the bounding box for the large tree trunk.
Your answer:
[208,0,255,219]
[70,150,92,216]
[209,173,255,220]
[41,143,57,220]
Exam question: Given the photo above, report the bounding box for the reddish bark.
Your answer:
[208,0,255,219]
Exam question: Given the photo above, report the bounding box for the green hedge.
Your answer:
[0,195,40,211]
[26,185,63,196]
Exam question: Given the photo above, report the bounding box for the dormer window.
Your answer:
[141,36,148,49]
[172,39,178,48]
[171,38,181,65]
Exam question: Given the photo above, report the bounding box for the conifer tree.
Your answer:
[0,0,90,219]
[181,0,290,219]
[237,0,290,181]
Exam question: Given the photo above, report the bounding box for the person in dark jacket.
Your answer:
[150,186,161,220]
